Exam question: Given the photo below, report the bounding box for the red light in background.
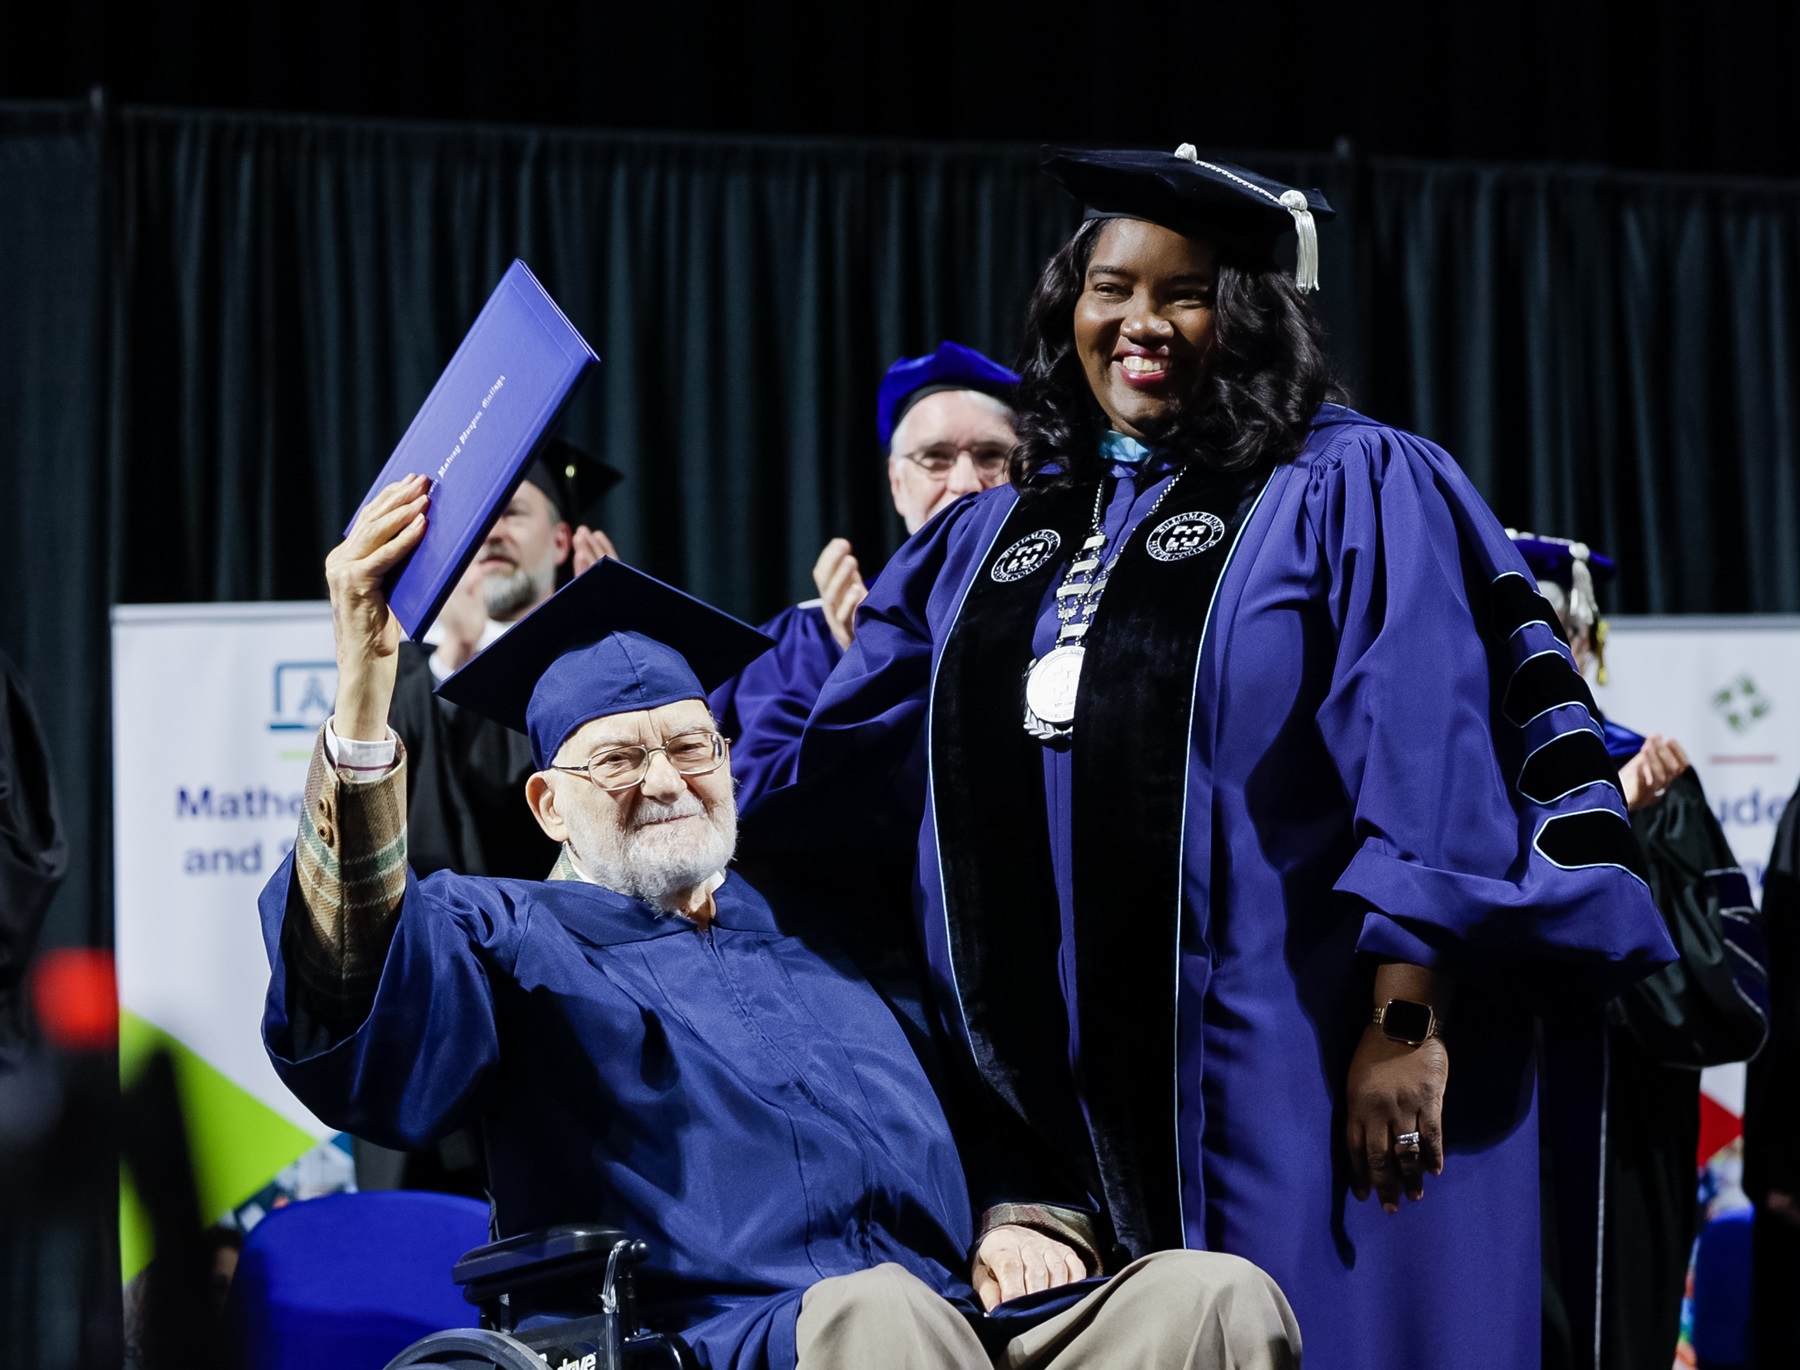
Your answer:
[32,949,118,1051]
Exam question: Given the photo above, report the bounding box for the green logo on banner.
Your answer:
[1710,675,1774,735]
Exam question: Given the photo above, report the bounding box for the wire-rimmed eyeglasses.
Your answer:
[896,442,1013,476]
[549,729,730,793]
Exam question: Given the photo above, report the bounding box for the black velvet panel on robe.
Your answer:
[928,479,1104,1220]
[930,462,1271,1259]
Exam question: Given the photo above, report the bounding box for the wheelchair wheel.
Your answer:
[384,1326,554,1370]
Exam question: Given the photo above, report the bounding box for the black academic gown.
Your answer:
[1596,760,1768,1370]
[0,652,67,1064]
[387,643,560,881]
[1745,780,1800,1368]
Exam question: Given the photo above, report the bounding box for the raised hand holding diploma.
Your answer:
[326,474,430,740]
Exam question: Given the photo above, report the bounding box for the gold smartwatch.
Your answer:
[1372,998,1443,1047]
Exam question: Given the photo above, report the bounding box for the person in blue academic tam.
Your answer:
[711,342,1019,804]
[256,475,1303,1370]
[1509,529,1767,1370]
[745,145,1680,1370]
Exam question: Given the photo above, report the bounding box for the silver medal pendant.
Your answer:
[1023,644,1085,738]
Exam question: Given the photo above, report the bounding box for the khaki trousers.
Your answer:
[793,1251,1302,1370]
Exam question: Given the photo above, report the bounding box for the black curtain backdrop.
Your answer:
[0,103,116,1370]
[4,98,1800,963]
[12,1,1800,180]
[4,99,1800,1365]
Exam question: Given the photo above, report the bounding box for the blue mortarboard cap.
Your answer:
[1506,530,1618,585]
[435,558,775,769]
[875,341,1021,450]
[1043,144,1336,292]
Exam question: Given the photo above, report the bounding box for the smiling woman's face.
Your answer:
[1073,219,1219,440]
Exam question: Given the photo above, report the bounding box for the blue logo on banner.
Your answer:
[270,661,337,732]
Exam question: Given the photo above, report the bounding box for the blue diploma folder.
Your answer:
[347,259,600,639]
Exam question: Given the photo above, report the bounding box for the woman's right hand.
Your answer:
[325,475,429,738]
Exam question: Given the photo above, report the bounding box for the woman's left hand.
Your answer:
[1345,1024,1449,1213]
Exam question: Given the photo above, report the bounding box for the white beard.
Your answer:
[564,789,738,913]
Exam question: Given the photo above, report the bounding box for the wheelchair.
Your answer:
[384,1222,690,1370]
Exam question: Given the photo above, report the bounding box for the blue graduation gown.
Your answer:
[773,406,1677,1370]
[258,863,973,1370]
[709,603,843,808]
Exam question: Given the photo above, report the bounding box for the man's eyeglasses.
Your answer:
[897,442,1014,476]
[550,730,729,793]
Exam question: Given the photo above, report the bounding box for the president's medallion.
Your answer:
[1023,644,1085,736]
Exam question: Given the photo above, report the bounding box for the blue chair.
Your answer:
[231,1190,489,1370]
[1691,1206,1755,1370]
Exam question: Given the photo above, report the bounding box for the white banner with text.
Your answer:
[112,602,345,1276]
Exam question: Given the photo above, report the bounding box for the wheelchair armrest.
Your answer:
[453,1224,647,1310]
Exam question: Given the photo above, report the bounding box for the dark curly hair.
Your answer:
[1010,218,1345,486]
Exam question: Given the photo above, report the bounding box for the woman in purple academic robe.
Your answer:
[755,148,1677,1370]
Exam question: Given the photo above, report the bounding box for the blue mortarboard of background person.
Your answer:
[1042,143,1336,291]
[1507,529,1618,687]
[436,558,775,770]
[1507,530,1618,587]
[875,341,1021,451]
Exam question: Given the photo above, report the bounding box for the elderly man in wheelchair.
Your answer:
[257,481,1300,1370]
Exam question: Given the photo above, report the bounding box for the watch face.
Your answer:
[1381,999,1434,1043]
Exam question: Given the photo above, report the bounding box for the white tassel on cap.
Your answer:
[1280,189,1320,293]
[1172,143,1323,293]
[1568,550,1600,634]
